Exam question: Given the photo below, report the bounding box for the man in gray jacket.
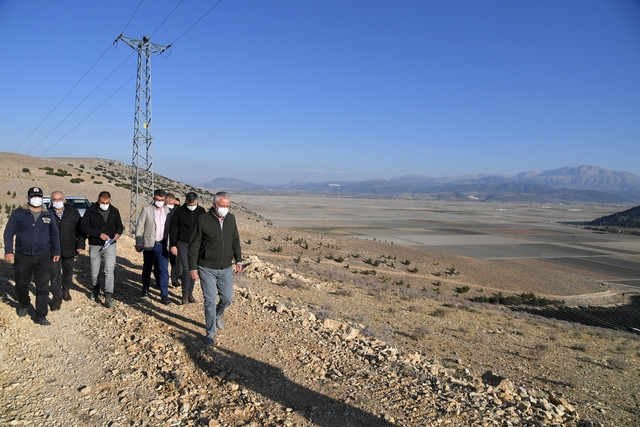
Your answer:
[135,189,172,304]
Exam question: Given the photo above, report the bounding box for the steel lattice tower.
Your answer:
[116,34,170,233]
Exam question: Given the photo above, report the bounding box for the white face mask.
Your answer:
[29,197,43,207]
[166,204,174,210]
[154,200,165,208]
[187,204,197,211]
[52,201,65,210]
[216,207,229,217]
[99,203,110,211]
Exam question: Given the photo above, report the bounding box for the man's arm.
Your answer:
[3,211,18,262]
[49,212,61,259]
[188,218,203,278]
[113,208,124,238]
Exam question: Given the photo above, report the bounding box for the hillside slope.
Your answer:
[0,154,638,426]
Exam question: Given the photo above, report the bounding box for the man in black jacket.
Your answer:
[3,187,61,325]
[49,191,86,310]
[80,191,124,307]
[170,192,206,304]
[188,192,242,346]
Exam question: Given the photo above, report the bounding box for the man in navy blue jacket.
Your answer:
[3,187,61,325]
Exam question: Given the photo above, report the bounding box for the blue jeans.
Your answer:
[142,242,169,297]
[199,266,233,339]
[90,243,116,293]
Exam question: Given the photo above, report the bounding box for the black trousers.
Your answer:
[50,256,75,302]
[14,252,51,317]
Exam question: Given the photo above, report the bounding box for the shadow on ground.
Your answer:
[513,294,640,335]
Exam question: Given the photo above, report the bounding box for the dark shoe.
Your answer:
[181,295,189,305]
[216,318,225,331]
[140,291,149,299]
[188,293,197,303]
[204,336,214,346]
[62,290,72,301]
[17,306,29,317]
[51,300,62,311]
[104,293,115,308]
[34,317,51,326]
[91,285,100,301]
[161,296,173,305]
[172,282,181,288]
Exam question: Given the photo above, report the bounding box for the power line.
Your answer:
[16,0,147,155]
[39,76,135,157]
[27,52,135,156]
[169,0,225,46]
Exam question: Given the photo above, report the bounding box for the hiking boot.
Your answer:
[161,296,173,306]
[105,293,115,308]
[34,316,51,326]
[51,300,62,311]
[17,305,29,317]
[62,290,72,301]
[140,291,149,299]
[181,294,189,305]
[188,293,197,303]
[204,336,215,346]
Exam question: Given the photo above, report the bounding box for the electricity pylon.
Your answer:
[116,34,170,233]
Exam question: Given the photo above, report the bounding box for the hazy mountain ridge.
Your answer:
[202,165,640,203]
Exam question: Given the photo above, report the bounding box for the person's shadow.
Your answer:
[179,332,398,427]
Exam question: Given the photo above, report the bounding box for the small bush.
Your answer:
[21,168,30,173]
[265,235,272,241]
[270,246,282,253]
[70,178,85,184]
[445,266,460,275]
[456,285,470,294]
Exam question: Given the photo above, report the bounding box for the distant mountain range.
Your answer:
[202,165,640,204]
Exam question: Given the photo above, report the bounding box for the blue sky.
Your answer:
[1,0,639,186]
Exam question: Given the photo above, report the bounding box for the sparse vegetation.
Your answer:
[472,292,563,307]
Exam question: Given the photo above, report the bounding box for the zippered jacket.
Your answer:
[3,205,61,257]
[188,209,241,271]
[49,205,85,258]
[81,203,124,246]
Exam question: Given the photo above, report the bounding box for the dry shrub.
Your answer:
[607,357,632,371]
[432,307,448,318]
[411,326,430,341]
[333,288,354,297]
[282,276,309,290]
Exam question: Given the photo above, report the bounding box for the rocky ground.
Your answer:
[0,154,638,426]
[0,205,638,427]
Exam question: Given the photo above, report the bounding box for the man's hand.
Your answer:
[99,233,110,241]
[170,246,178,256]
[135,244,143,252]
[235,263,243,274]
[53,255,60,262]
[77,248,83,254]
[4,254,14,263]
[113,234,120,241]
[190,270,198,281]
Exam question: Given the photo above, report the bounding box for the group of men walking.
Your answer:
[3,187,241,346]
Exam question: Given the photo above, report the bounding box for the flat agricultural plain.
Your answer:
[235,195,640,290]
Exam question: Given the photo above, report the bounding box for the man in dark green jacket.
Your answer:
[188,192,242,346]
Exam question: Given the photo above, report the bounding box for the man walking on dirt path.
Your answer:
[188,191,242,346]
[3,187,61,325]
